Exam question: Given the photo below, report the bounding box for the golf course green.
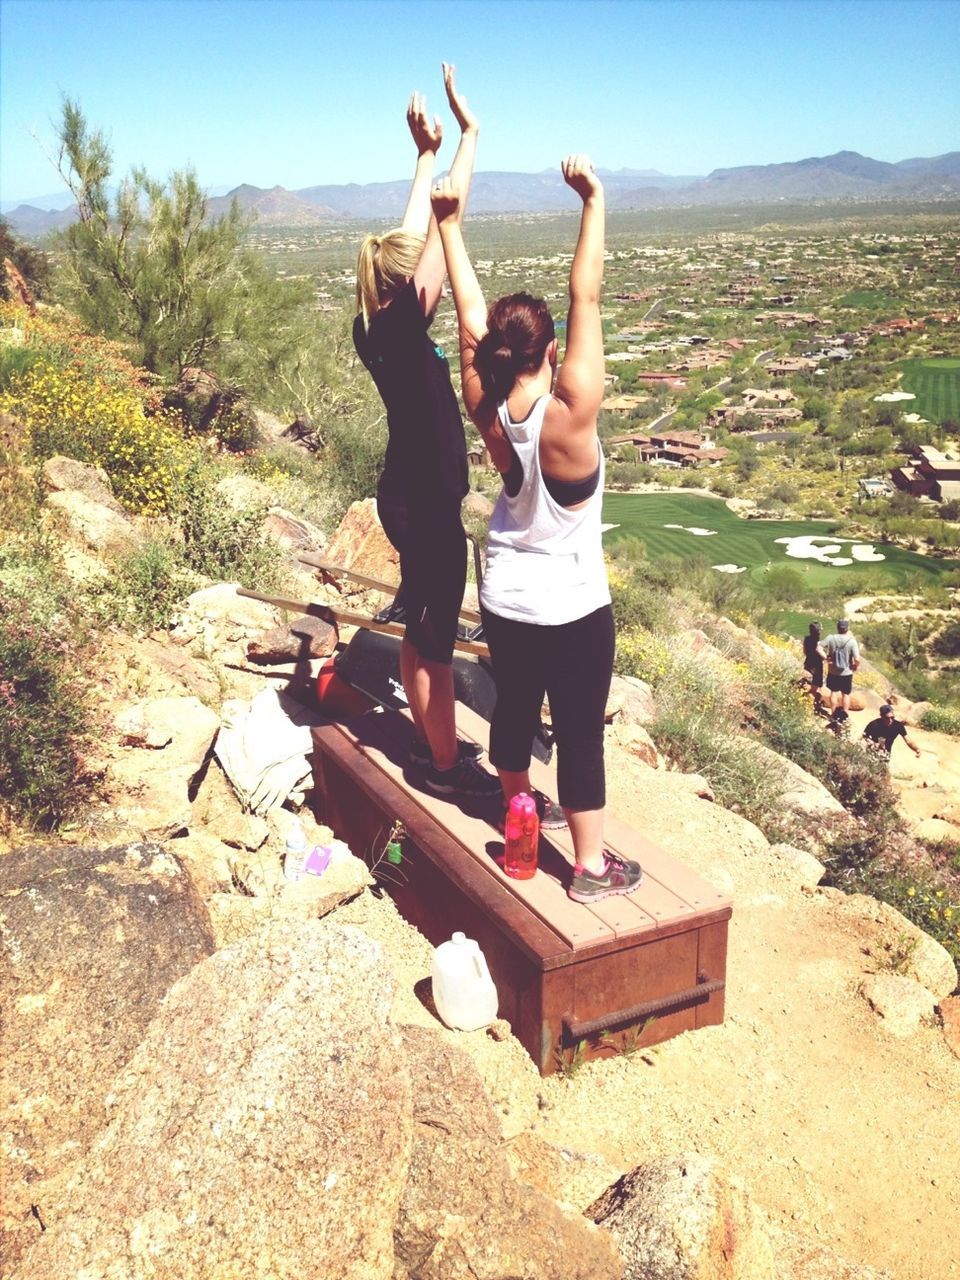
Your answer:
[601,492,960,591]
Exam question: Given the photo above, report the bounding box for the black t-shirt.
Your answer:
[863,717,907,754]
[802,635,823,670]
[353,281,468,503]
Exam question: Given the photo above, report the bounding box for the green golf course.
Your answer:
[601,492,960,592]
[899,357,960,425]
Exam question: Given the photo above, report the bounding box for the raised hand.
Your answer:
[562,154,602,201]
[407,91,442,155]
[442,62,478,134]
[431,176,461,225]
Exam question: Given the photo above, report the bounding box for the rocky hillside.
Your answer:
[2,469,959,1279]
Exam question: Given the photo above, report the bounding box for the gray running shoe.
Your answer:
[569,851,644,903]
[423,756,502,799]
[409,738,484,769]
[532,790,567,831]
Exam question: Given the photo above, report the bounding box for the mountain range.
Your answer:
[5,150,959,238]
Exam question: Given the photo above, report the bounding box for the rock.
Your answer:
[841,895,958,997]
[463,490,495,520]
[324,497,400,586]
[938,995,960,1059]
[914,817,959,844]
[16,922,411,1280]
[769,842,825,888]
[589,1152,775,1280]
[251,406,288,443]
[45,488,142,553]
[262,507,326,551]
[891,696,931,727]
[0,842,213,1273]
[227,842,372,919]
[171,583,282,657]
[505,1132,625,1214]
[192,761,270,849]
[860,973,936,1036]
[746,741,845,817]
[163,366,221,430]
[609,720,661,769]
[707,616,778,663]
[675,771,716,802]
[606,674,657,726]
[215,473,274,511]
[42,455,124,511]
[163,830,236,899]
[247,613,338,663]
[130,634,224,704]
[394,1025,623,1280]
[114,695,220,766]
[768,1225,892,1279]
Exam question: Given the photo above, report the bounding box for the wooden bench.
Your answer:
[310,704,732,1076]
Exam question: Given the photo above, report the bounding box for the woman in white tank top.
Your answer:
[431,158,643,903]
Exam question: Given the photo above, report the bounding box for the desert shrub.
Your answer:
[920,704,960,736]
[101,535,198,631]
[1,360,192,515]
[0,550,92,829]
[175,462,284,589]
[932,622,960,659]
[0,342,44,392]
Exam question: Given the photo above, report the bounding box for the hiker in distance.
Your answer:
[352,65,500,801]
[431,155,643,904]
[802,620,826,713]
[862,703,922,764]
[823,617,860,730]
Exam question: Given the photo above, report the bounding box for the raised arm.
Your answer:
[400,91,442,238]
[413,64,479,318]
[432,180,511,465]
[552,156,606,429]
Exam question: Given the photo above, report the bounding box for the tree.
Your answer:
[54,98,304,379]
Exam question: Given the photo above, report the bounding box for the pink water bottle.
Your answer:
[504,792,539,880]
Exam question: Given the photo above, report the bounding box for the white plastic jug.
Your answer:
[431,932,499,1032]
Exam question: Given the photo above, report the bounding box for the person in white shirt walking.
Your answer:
[823,618,860,729]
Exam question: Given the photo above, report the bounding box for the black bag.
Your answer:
[333,629,553,763]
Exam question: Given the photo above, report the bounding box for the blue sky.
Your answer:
[2,0,958,207]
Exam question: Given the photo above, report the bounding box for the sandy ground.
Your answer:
[342,741,960,1280]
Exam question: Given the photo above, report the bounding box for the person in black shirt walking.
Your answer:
[802,621,826,713]
[353,65,499,800]
[863,704,921,763]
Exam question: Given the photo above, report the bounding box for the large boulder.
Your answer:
[42,455,124,512]
[324,497,400,586]
[45,488,143,553]
[247,613,338,663]
[745,741,845,818]
[16,921,412,1280]
[835,893,958,998]
[0,842,214,1271]
[588,1153,776,1280]
[394,1024,623,1280]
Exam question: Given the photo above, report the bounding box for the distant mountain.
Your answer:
[6,151,958,238]
[2,204,78,237]
[205,184,341,226]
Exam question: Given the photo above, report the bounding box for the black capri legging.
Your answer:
[480,603,615,812]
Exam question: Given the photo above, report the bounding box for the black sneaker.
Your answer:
[532,789,567,831]
[423,756,502,799]
[568,851,643,903]
[374,597,408,625]
[409,738,484,769]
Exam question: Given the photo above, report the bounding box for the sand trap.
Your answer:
[600,523,620,533]
[774,534,886,566]
[851,545,886,563]
[873,391,916,402]
[664,524,718,536]
[713,563,747,574]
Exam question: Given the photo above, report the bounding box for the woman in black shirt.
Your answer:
[353,65,499,799]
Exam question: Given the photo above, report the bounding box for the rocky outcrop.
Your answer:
[394,1025,623,1280]
[860,973,937,1036]
[0,842,213,1271]
[42,455,125,511]
[106,694,220,837]
[832,892,958,997]
[45,487,143,553]
[15,921,412,1280]
[588,1153,775,1280]
[746,741,846,817]
[323,497,400,586]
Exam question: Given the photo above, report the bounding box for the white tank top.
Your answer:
[480,395,611,625]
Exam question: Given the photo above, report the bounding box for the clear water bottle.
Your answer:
[283,820,308,881]
[431,931,499,1031]
[504,792,539,880]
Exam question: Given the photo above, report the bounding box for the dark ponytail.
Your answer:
[474,292,555,401]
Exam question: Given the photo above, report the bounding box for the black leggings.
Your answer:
[480,604,615,812]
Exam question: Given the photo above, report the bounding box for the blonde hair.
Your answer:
[355,230,426,328]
